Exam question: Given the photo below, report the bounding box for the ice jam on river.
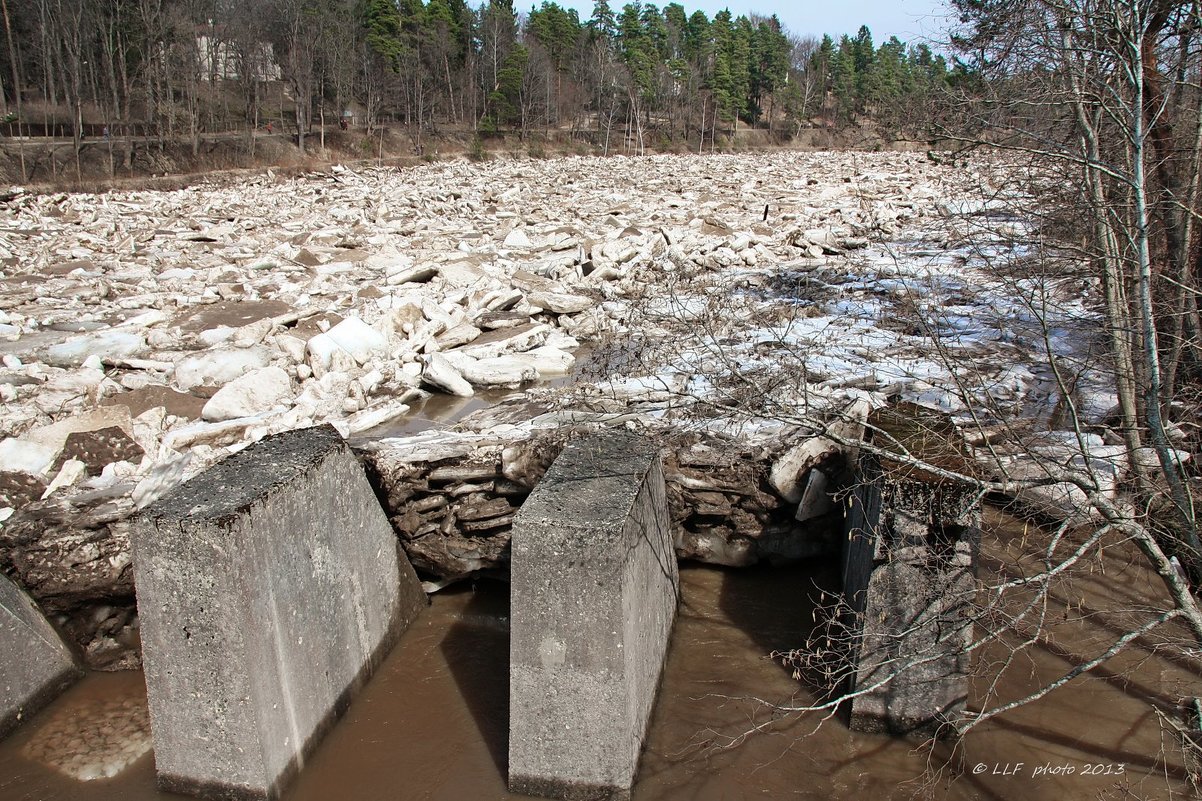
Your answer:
[0,151,1195,800]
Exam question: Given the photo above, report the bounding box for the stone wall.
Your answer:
[361,425,842,584]
[0,420,849,669]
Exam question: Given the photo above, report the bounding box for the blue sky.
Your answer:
[550,1,955,44]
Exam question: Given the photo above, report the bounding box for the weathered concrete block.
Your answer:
[509,431,678,801]
[842,459,981,614]
[841,405,980,737]
[842,454,884,618]
[0,572,82,739]
[132,424,426,800]
[848,545,974,737]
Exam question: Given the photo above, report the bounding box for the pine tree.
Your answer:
[588,0,617,41]
[831,35,857,124]
[748,15,788,125]
[359,0,405,69]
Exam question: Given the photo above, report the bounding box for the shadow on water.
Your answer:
[285,580,519,801]
[717,558,842,681]
[986,714,1194,781]
[635,563,955,801]
[439,580,511,782]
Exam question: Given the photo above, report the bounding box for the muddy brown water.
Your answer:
[353,346,593,441]
[0,507,1194,801]
[358,389,510,439]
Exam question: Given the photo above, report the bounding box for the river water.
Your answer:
[0,506,1194,801]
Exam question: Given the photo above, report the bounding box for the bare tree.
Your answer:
[784,33,820,136]
[947,0,1202,581]
[275,0,323,154]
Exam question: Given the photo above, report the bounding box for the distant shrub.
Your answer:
[468,134,488,162]
[477,117,500,138]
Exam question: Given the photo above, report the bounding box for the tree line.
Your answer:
[0,0,957,156]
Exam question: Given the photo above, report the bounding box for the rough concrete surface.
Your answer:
[509,430,678,801]
[842,456,884,617]
[0,571,82,740]
[848,546,975,737]
[842,427,980,738]
[131,424,426,800]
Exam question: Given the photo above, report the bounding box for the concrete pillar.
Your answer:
[0,572,81,740]
[509,430,678,801]
[847,543,975,736]
[132,424,427,800]
[842,406,980,737]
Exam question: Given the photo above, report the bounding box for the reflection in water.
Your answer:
[367,390,498,437]
[22,692,152,782]
[0,672,180,801]
[0,511,1194,801]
